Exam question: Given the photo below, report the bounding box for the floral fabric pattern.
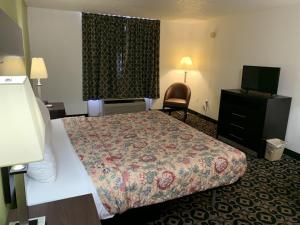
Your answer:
[63,111,247,215]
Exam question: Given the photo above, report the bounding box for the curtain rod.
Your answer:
[82,11,160,21]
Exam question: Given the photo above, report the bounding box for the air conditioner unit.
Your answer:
[88,99,149,117]
[103,99,146,115]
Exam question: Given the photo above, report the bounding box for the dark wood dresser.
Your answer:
[217,89,291,157]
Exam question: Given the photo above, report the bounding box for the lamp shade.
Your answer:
[0,76,45,167]
[180,56,193,70]
[30,58,48,79]
[0,56,26,76]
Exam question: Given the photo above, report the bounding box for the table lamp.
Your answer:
[0,76,46,225]
[0,56,26,76]
[30,58,48,100]
[180,56,193,83]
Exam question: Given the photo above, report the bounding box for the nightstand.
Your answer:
[47,102,66,119]
[6,194,101,225]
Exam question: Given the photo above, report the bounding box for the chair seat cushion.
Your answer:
[164,98,187,108]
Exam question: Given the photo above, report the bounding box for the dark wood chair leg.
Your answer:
[183,109,188,122]
[212,189,216,208]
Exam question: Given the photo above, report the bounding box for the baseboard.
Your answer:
[187,109,218,124]
[284,148,300,160]
[158,108,218,124]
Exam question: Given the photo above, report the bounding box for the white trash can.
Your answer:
[265,138,285,161]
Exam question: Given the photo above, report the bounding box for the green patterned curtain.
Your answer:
[82,13,160,100]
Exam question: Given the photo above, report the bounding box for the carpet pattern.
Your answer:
[102,112,300,225]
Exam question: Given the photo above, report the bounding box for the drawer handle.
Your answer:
[231,112,246,118]
[230,123,245,130]
[229,133,244,141]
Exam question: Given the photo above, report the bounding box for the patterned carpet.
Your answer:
[102,112,300,225]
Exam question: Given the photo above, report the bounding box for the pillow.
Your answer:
[27,123,57,183]
[36,97,51,125]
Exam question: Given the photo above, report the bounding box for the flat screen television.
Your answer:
[241,65,280,94]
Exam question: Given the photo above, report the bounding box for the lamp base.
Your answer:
[9,216,46,225]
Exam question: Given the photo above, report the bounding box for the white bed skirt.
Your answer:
[25,119,112,220]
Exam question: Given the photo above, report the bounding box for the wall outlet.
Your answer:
[203,99,209,114]
[205,99,209,106]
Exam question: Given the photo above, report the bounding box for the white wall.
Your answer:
[152,20,211,114]
[154,7,300,153]
[27,6,300,153]
[203,6,300,153]
[28,7,86,115]
[27,7,210,115]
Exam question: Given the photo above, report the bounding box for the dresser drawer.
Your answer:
[229,111,247,127]
[228,121,246,135]
[218,91,266,149]
[220,129,247,146]
[221,91,266,112]
[218,120,247,146]
[219,124,261,150]
[219,104,248,128]
[218,116,263,150]
[220,98,265,127]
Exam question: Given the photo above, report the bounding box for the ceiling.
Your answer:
[25,0,300,20]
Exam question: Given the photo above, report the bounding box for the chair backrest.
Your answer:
[164,82,191,104]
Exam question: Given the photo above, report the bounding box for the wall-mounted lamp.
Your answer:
[180,56,193,83]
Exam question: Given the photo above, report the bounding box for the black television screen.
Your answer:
[241,65,280,94]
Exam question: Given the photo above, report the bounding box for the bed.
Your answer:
[25,110,247,219]
[25,118,112,219]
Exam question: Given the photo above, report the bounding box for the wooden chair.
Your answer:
[163,83,191,121]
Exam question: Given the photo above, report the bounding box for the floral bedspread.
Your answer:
[63,111,247,215]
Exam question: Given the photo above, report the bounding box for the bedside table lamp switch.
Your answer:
[0,76,46,225]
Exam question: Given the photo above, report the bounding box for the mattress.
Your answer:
[25,119,112,219]
[63,111,247,215]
